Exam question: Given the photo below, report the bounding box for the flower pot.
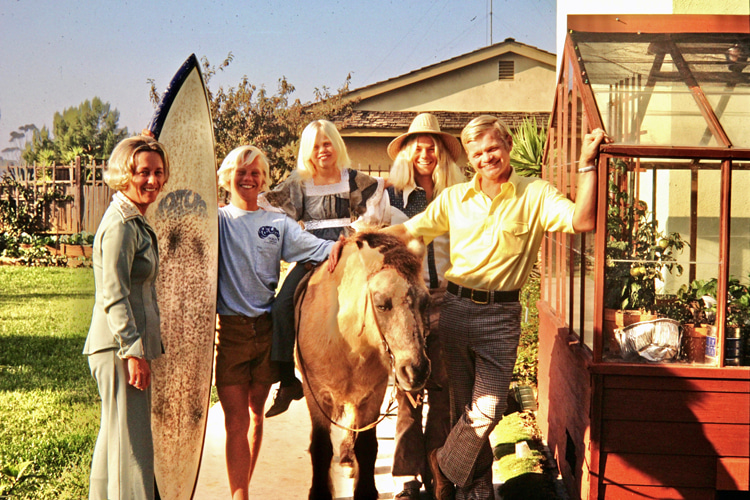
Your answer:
[681,323,706,364]
[724,326,743,366]
[45,245,63,256]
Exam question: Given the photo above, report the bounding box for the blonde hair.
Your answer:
[104,135,170,191]
[217,145,271,194]
[296,120,351,180]
[460,115,513,151]
[388,134,464,195]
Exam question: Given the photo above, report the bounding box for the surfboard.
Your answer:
[146,54,218,500]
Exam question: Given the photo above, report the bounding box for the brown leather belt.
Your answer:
[446,281,520,304]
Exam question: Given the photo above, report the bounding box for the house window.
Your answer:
[498,60,514,80]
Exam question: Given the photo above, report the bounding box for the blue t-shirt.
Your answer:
[217,204,333,317]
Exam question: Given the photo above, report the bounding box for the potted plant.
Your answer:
[720,277,747,366]
[673,277,750,364]
[672,280,715,363]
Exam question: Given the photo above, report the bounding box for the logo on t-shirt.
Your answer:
[258,226,280,240]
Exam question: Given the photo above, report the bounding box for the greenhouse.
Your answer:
[537,14,750,499]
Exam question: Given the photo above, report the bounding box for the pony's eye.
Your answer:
[376,298,392,312]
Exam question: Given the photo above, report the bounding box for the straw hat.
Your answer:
[387,113,462,161]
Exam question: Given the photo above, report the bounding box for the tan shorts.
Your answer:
[214,314,278,387]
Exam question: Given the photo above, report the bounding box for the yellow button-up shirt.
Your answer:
[404,170,576,291]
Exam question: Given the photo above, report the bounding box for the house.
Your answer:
[332,38,556,173]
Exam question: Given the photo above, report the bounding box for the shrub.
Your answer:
[0,174,70,266]
[515,274,541,386]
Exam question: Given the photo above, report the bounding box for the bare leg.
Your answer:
[218,383,271,500]
[247,382,271,479]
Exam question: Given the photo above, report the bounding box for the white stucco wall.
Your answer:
[355,54,556,113]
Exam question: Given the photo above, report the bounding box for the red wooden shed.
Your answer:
[537,15,750,500]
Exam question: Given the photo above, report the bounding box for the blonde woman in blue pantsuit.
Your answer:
[83,135,170,500]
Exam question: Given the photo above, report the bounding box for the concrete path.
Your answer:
[193,383,404,499]
[192,381,511,499]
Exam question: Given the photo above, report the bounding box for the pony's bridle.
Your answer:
[294,263,415,434]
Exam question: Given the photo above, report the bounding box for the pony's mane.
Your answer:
[354,232,422,282]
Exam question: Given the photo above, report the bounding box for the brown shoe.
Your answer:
[428,449,455,500]
[264,379,304,418]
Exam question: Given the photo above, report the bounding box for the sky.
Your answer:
[0,0,557,161]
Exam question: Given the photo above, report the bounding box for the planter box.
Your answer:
[46,244,93,259]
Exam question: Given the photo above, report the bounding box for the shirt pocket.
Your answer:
[498,221,529,255]
[255,243,279,283]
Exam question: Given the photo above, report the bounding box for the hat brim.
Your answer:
[387,131,463,162]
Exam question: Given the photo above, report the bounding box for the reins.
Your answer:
[294,264,401,434]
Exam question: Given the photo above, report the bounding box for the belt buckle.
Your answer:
[471,289,489,305]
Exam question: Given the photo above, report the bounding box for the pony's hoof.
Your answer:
[308,488,332,500]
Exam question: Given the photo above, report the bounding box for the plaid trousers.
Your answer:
[436,292,521,500]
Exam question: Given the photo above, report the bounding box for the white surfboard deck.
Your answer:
[146,54,218,500]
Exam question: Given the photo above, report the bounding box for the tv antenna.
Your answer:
[488,0,493,45]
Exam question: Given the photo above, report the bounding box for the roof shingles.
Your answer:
[333,110,551,134]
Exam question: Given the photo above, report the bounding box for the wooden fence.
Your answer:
[1,157,114,235]
[1,160,391,236]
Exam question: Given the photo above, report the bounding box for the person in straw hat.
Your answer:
[385,112,466,500]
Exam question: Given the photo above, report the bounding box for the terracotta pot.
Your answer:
[681,324,706,364]
[45,245,63,256]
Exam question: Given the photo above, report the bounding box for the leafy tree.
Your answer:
[52,97,128,161]
[21,126,55,165]
[22,98,128,164]
[209,73,303,186]
[149,53,355,187]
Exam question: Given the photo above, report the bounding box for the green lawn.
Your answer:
[0,266,98,499]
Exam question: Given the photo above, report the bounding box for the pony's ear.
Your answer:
[406,236,426,260]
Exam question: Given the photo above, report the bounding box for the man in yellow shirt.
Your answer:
[386,115,608,500]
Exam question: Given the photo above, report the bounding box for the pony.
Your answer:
[295,231,431,500]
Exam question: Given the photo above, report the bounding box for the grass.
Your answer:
[0,266,99,499]
[490,412,544,480]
